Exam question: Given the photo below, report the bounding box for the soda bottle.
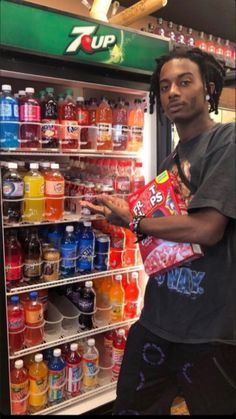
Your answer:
[82,338,99,389]
[41,87,59,149]
[206,34,216,55]
[110,274,125,323]
[195,31,207,51]
[88,97,97,149]
[5,230,23,284]
[127,99,144,152]
[124,271,141,320]
[77,221,95,273]
[3,162,24,224]
[215,37,224,61]
[43,347,54,365]
[96,96,112,151]
[224,39,233,63]
[131,161,145,192]
[24,291,44,347]
[20,87,41,149]
[103,329,115,363]
[175,24,185,45]
[166,21,176,42]
[154,17,165,37]
[18,90,26,104]
[185,28,195,47]
[7,295,25,353]
[48,225,63,249]
[10,359,29,415]
[60,88,79,150]
[0,84,19,149]
[48,348,65,405]
[23,229,42,281]
[60,225,77,276]
[112,98,128,151]
[39,161,51,177]
[78,281,96,331]
[114,160,131,198]
[94,275,113,327]
[76,96,90,149]
[38,90,46,113]
[112,328,126,380]
[44,163,65,221]
[28,353,48,413]
[65,343,82,397]
[23,162,45,223]
[17,160,27,178]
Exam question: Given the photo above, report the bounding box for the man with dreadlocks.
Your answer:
[81,47,236,414]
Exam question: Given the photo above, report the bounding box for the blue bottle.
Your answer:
[75,222,84,270]
[77,221,95,273]
[48,225,63,249]
[0,84,19,148]
[60,225,77,276]
[48,348,65,404]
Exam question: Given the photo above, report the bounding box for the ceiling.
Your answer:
[119,0,236,42]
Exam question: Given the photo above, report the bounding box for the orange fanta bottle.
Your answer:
[10,359,29,415]
[96,96,112,151]
[127,99,144,152]
[110,274,125,323]
[45,163,65,221]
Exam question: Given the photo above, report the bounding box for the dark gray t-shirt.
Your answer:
[140,122,236,344]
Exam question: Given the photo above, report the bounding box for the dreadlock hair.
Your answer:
[149,47,225,120]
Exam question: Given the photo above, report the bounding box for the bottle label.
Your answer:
[111,302,124,321]
[25,306,43,325]
[61,244,77,268]
[132,178,145,192]
[48,368,65,401]
[82,357,98,387]
[3,181,24,197]
[115,177,131,194]
[24,258,42,278]
[20,104,40,122]
[78,240,94,271]
[112,346,125,366]
[124,300,139,318]
[61,120,79,141]
[43,260,60,282]
[112,125,128,144]
[0,102,14,119]
[45,180,65,196]
[66,363,82,394]
[97,123,112,144]
[8,315,25,331]
[78,298,94,313]
[41,119,59,141]
[5,256,22,281]
[29,374,47,407]
[11,379,28,413]
[24,180,44,196]
[216,47,224,56]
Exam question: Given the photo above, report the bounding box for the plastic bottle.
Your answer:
[3,162,24,224]
[23,162,45,223]
[96,96,112,151]
[87,97,97,149]
[77,221,95,273]
[185,28,195,47]
[166,21,176,42]
[42,347,54,365]
[19,87,41,149]
[48,348,65,404]
[215,37,224,61]
[5,230,23,284]
[48,225,63,249]
[112,98,128,151]
[0,84,19,149]
[10,359,29,415]
[110,274,125,323]
[206,34,216,55]
[65,343,82,397]
[82,338,99,388]
[41,87,59,149]
[195,31,207,51]
[28,353,48,413]
[39,161,51,177]
[78,281,96,331]
[94,275,113,326]
[60,88,78,150]
[23,229,42,281]
[175,24,185,45]
[114,160,131,198]
[76,96,90,149]
[60,225,77,276]
[103,329,115,363]
[7,295,25,353]
[24,291,44,347]
[112,328,126,380]
[127,99,144,152]
[224,39,233,63]
[131,161,145,192]
[154,17,165,37]
[44,163,65,221]
[124,271,141,320]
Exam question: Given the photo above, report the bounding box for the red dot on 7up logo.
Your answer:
[65,25,117,55]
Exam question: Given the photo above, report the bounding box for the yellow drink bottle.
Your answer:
[110,274,125,323]
[23,163,45,222]
[28,353,48,413]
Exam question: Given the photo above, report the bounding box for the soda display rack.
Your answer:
[6,264,144,295]
[9,317,138,359]
[0,150,141,158]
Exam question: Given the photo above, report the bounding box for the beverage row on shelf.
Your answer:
[2,158,145,224]
[5,221,141,286]
[10,326,128,414]
[0,85,145,151]
[142,19,235,67]
[8,273,141,353]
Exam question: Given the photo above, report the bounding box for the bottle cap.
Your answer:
[35,353,43,363]
[115,274,122,281]
[66,225,74,233]
[18,90,26,96]
[29,291,38,300]
[1,84,12,91]
[45,87,54,93]
[70,343,78,351]
[8,162,18,169]
[65,88,73,96]
[76,96,84,102]
[81,208,91,216]
[87,338,95,346]
[51,163,59,169]
[25,87,35,94]
[131,272,139,279]
[11,295,20,305]
[39,161,50,168]
[117,329,125,336]
[83,221,92,227]
[15,360,24,369]
[85,281,93,288]
[30,163,39,170]
[53,348,61,357]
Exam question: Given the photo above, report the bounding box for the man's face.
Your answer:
[159,58,207,123]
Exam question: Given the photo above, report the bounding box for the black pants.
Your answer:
[113,321,236,415]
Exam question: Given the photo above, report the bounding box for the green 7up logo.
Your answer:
[65,25,117,55]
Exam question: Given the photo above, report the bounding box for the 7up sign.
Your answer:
[65,25,117,55]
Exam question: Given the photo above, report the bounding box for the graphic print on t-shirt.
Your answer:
[170,160,193,207]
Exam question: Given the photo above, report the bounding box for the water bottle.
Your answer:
[60,225,77,276]
[0,84,19,148]
[77,221,95,273]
